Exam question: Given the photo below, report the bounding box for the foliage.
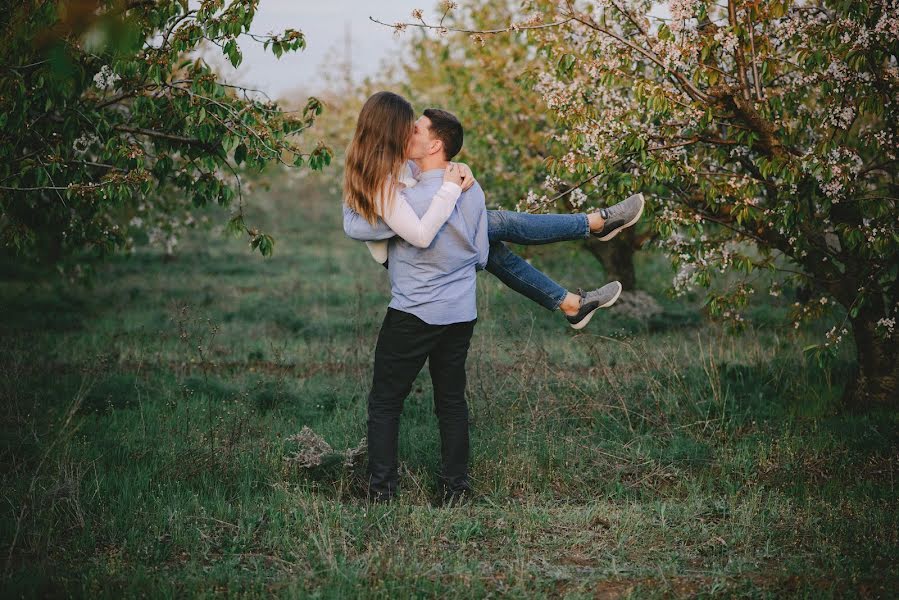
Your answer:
[396,4,560,211]
[0,0,331,270]
[380,0,899,406]
[295,3,643,288]
[1,179,895,596]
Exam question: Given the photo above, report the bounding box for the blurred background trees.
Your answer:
[0,0,331,275]
[371,0,898,408]
[396,3,647,292]
[2,0,895,408]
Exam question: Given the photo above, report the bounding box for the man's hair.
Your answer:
[423,108,463,160]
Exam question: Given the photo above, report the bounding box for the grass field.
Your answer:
[1,178,896,598]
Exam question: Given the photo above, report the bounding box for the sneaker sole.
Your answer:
[569,282,623,330]
[595,193,645,241]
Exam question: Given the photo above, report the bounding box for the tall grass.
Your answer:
[0,180,895,598]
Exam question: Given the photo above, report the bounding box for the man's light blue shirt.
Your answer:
[343,167,489,325]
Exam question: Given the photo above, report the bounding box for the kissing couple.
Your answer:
[342,91,645,505]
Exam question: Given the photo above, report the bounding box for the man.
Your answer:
[343,129,643,330]
[349,108,487,505]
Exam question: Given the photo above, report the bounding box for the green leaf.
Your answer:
[304,97,323,119]
[234,143,247,165]
[226,215,245,237]
[658,24,672,41]
[558,54,576,76]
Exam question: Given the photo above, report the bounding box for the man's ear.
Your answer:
[428,138,444,157]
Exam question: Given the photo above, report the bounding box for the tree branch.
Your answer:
[707,85,792,159]
[605,0,649,37]
[567,10,711,105]
[0,181,112,192]
[65,160,126,172]
[543,156,629,206]
[746,11,764,101]
[728,0,752,101]
[113,125,218,151]
[368,15,573,35]
[371,6,711,105]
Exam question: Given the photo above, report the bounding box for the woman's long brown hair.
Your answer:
[343,92,414,224]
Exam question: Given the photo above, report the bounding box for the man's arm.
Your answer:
[466,184,489,271]
[342,203,396,241]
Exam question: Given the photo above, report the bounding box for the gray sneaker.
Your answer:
[593,193,645,241]
[566,281,623,330]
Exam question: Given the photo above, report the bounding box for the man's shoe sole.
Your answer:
[595,193,645,241]
[569,282,623,330]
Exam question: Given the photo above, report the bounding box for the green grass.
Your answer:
[1,180,896,598]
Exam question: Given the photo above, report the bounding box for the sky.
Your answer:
[207,1,427,100]
[203,1,673,101]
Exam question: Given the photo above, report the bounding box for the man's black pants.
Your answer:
[367,307,477,501]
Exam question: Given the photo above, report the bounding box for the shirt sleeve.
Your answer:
[343,203,395,241]
[377,181,462,248]
[364,240,389,264]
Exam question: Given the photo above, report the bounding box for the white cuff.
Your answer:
[440,181,463,196]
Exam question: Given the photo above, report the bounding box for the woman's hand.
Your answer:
[443,162,464,187]
[456,163,476,191]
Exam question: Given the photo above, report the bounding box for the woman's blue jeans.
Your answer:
[485,210,590,311]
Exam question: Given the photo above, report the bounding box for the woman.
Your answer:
[343,91,645,330]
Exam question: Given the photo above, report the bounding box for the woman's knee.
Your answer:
[487,210,509,241]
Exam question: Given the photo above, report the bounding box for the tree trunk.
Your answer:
[844,309,899,409]
[583,227,637,289]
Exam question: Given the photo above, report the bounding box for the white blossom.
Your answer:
[668,0,701,34]
[92,65,120,91]
[714,29,738,55]
[72,133,99,155]
[569,187,588,209]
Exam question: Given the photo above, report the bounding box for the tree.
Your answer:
[390,3,644,289]
[380,0,898,408]
[0,0,331,272]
